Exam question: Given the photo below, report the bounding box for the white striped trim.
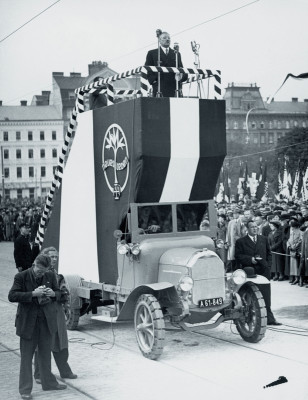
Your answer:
[159,98,200,202]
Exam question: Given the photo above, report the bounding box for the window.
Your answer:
[41,166,46,177]
[17,167,22,178]
[42,187,47,194]
[251,122,256,129]
[268,132,274,144]
[302,122,306,128]
[17,189,22,199]
[5,189,10,200]
[52,131,57,140]
[260,122,264,129]
[243,122,247,129]
[233,121,238,129]
[40,131,45,140]
[277,132,282,140]
[4,149,9,159]
[29,167,34,178]
[16,149,21,159]
[4,168,9,178]
[53,166,57,175]
[28,149,33,158]
[16,131,21,140]
[138,204,173,233]
[277,121,281,129]
[52,148,57,158]
[28,131,33,140]
[3,131,8,141]
[29,188,35,199]
[286,121,290,129]
[294,121,298,127]
[40,149,45,158]
[260,133,266,144]
[269,122,273,129]
[177,203,209,232]
[253,134,258,144]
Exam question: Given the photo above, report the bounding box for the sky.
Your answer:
[0,0,308,106]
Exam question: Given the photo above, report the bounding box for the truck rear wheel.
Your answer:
[60,274,82,330]
[235,282,267,343]
[134,294,165,360]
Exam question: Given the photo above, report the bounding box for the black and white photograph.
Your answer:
[0,1,308,399]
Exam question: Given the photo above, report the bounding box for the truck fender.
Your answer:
[117,282,179,321]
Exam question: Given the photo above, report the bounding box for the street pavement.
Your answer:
[0,241,307,400]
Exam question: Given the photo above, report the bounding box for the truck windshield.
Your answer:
[138,205,172,233]
[177,203,209,232]
[137,203,209,234]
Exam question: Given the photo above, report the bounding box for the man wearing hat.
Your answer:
[14,223,33,272]
[235,219,281,325]
[226,206,241,271]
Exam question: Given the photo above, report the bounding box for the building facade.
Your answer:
[0,61,140,202]
[0,104,64,201]
[225,83,308,147]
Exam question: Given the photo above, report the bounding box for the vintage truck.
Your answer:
[41,70,268,360]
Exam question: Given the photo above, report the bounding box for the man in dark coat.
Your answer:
[14,223,32,271]
[299,218,308,287]
[8,254,67,399]
[145,31,187,97]
[235,219,281,326]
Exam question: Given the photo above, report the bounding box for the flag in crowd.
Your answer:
[215,156,307,203]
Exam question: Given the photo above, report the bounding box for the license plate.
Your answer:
[199,297,223,307]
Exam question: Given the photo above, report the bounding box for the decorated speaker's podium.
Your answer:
[37,67,269,360]
[43,96,226,283]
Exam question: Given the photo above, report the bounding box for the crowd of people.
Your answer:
[215,197,308,288]
[0,200,43,244]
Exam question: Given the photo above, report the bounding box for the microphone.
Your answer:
[156,29,162,38]
[174,42,179,53]
[191,41,196,52]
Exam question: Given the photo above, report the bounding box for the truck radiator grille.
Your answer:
[191,257,225,305]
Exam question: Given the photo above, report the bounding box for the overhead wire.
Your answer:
[0,0,61,44]
[225,139,308,160]
[112,0,261,61]
[2,0,260,104]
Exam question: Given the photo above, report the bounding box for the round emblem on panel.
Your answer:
[102,124,129,200]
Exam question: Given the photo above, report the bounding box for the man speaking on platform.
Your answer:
[145,31,187,97]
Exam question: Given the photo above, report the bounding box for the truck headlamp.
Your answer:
[232,269,247,285]
[131,244,140,256]
[179,276,193,292]
[118,244,130,255]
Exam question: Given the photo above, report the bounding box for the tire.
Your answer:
[134,294,165,360]
[235,282,267,343]
[60,274,82,330]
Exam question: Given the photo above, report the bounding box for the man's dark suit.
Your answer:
[235,234,276,324]
[8,268,61,395]
[145,47,186,97]
[14,233,33,270]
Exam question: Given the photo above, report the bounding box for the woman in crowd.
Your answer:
[268,220,285,281]
[216,213,228,266]
[287,219,303,285]
[34,247,77,383]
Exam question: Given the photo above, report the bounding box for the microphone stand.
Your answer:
[156,30,162,97]
[174,43,180,98]
[191,42,205,99]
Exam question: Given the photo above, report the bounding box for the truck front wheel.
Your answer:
[235,282,267,343]
[134,294,165,360]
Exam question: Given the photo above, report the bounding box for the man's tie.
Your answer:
[166,47,169,55]
[254,235,257,243]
